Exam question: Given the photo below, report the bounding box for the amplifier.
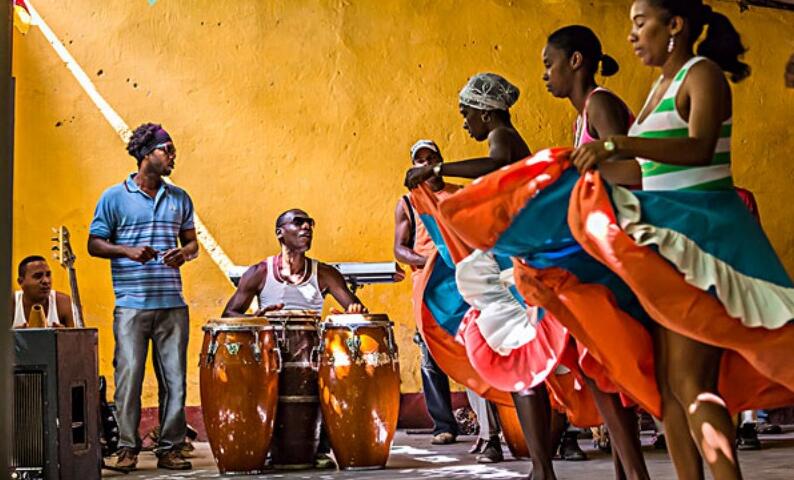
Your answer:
[10,329,101,480]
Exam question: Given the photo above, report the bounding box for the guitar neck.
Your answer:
[67,267,85,328]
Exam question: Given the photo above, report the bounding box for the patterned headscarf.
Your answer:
[459,73,520,111]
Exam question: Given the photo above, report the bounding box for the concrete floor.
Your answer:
[103,430,794,479]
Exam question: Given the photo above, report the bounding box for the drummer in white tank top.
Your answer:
[258,255,324,311]
[13,256,74,328]
[222,209,367,318]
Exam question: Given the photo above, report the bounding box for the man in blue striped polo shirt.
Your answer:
[88,123,198,472]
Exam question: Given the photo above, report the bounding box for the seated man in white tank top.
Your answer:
[222,209,366,316]
[12,255,75,328]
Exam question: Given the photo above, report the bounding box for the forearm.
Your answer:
[331,288,365,310]
[180,239,199,259]
[87,237,128,259]
[221,307,247,318]
[221,296,253,317]
[598,160,642,186]
[394,246,426,267]
[613,135,716,167]
[440,157,504,179]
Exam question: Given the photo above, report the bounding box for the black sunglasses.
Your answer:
[280,216,315,228]
[154,143,176,156]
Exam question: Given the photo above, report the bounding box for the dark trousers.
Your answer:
[419,338,458,436]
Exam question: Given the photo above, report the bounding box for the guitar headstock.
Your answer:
[52,225,76,269]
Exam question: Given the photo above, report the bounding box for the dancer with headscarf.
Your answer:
[405,73,530,186]
[408,73,596,480]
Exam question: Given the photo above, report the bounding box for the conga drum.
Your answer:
[264,310,322,469]
[495,404,530,459]
[199,318,282,474]
[316,314,400,470]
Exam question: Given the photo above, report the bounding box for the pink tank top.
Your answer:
[574,87,635,147]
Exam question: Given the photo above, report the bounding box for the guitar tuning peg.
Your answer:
[51,245,60,251]
[51,236,59,242]
[52,227,58,233]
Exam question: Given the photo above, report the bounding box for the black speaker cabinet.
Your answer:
[10,329,101,480]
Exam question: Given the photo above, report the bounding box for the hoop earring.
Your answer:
[667,36,676,53]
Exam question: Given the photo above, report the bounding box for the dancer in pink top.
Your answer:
[542,25,649,480]
[544,25,641,189]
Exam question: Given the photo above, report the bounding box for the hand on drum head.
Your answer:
[254,303,284,316]
[346,302,368,314]
[330,303,368,314]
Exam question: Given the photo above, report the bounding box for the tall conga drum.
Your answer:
[199,318,281,475]
[264,310,322,469]
[316,314,400,470]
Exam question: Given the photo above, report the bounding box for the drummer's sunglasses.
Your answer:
[280,216,315,228]
[154,143,176,156]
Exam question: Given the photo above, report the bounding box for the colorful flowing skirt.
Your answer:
[569,168,794,412]
[438,147,794,415]
[413,182,601,425]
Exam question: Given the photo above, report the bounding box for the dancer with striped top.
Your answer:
[569,2,789,479]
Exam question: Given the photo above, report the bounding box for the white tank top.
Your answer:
[258,256,325,311]
[13,290,62,327]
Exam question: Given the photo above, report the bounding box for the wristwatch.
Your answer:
[604,138,616,153]
[432,164,442,177]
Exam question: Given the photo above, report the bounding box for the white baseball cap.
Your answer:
[410,139,440,160]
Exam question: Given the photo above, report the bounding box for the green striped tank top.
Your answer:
[628,56,733,191]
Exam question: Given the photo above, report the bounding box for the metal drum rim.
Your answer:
[264,309,321,319]
[266,323,319,331]
[202,323,282,332]
[321,320,393,328]
[324,313,390,323]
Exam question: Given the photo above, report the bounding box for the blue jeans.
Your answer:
[113,306,189,455]
[418,338,458,436]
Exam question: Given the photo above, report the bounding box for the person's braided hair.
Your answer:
[126,123,163,166]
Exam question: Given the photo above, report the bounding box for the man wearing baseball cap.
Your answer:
[393,141,505,462]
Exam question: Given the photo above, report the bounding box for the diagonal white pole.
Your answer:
[24,0,241,287]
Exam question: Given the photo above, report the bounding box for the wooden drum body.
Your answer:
[316,314,400,470]
[199,319,281,475]
[264,310,322,469]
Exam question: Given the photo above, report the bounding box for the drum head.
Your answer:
[323,313,392,328]
[203,317,280,332]
[264,309,321,320]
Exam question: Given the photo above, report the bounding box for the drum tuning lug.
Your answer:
[273,346,283,373]
[206,331,220,366]
[251,339,262,363]
[278,329,289,352]
[309,346,321,371]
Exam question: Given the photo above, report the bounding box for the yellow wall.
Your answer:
[12,0,794,407]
